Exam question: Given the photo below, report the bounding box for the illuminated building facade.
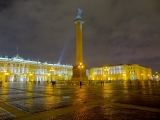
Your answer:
[152,72,160,80]
[0,55,72,82]
[89,64,152,81]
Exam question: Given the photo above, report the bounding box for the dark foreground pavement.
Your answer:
[0,80,160,120]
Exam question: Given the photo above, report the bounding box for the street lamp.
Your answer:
[50,68,54,81]
[78,63,84,82]
[29,73,33,82]
[103,67,108,80]
[141,74,143,80]
[103,75,106,80]
[5,72,9,82]
[123,73,126,80]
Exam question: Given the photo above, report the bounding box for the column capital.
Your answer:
[74,19,85,24]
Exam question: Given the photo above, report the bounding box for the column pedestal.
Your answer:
[72,65,88,81]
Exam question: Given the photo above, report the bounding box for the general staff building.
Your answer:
[89,64,152,81]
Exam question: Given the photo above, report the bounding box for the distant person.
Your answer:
[52,81,54,86]
[80,81,82,88]
[54,81,56,86]
[52,81,56,87]
[88,80,90,85]
[103,81,104,86]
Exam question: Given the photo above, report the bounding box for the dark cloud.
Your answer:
[0,0,160,72]
[0,0,12,12]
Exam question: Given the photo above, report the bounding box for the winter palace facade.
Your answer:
[0,55,72,82]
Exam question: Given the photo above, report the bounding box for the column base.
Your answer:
[71,65,88,81]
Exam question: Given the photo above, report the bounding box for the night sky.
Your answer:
[0,0,160,72]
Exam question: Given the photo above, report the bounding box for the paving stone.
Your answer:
[111,94,160,109]
[45,105,160,120]
[0,81,160,119]
[0,93,45,102]
[8,95,98,114]
[8,96,72,114]
[0,90,25,95]
[0,107,16,120]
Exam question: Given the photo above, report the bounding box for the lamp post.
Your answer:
[123,73,126,81]
[141,74,143,80]
[50,68,54,82]
[103,75,106,80]
[5,72,9,82]
[78,63,84,82]
[30,73,33,82]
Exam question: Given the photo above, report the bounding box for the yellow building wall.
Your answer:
[0,56,73,82]
[89,64,152,81]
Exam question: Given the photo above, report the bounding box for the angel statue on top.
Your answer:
[76,8,82,19]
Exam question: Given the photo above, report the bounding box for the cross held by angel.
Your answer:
[76,8,82,19]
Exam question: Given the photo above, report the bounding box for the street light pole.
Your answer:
[78,63,84,81]
[80,68,82,81]
[50,68,54,82]
[51,72,52,81]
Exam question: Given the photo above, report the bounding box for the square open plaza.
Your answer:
[0,7,160,120]
[0,55,159,119]
[1,81,160,120]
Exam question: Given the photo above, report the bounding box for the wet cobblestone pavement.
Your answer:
[0,107,16,120]
[0,93,46,102]
[0,81,160,119]
[8,96,72,114]
[111,94,160,109]
[46,105,160,120]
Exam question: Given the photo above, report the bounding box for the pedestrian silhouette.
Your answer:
[80,81,82,88]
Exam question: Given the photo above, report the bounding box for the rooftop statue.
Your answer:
[76,8,82,19]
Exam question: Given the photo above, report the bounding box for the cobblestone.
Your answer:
[45,105,160,120]
[0,90,25,95]
[0,81,160,119]
[6,86,120,114]
[112,94,160,109]
[8,97,72,114]
[8,95,91,114]
[0,93,46,102]
[0,107,16,120]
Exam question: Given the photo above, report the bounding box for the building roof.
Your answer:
[11,55,24,61]
[0,54,73,67]
[90,63,151,69]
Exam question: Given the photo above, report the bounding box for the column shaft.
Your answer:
[74,20,84,65]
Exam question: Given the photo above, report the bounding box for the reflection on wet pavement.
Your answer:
[0,81,160,119]
[46,105,160,120]
[112,94,160,109]
[0,107,16,120]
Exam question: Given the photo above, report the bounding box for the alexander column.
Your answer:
[72,8,88,81]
